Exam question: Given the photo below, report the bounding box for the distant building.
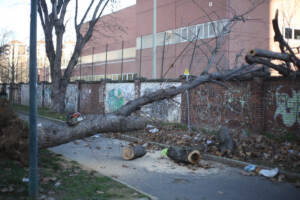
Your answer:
[0,39,75,83]
[74,0,300,81]
[0,40,28,83]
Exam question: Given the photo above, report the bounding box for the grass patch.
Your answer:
[12,104,67,121]
[0,150,147,200]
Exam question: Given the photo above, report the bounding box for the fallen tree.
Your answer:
[246,10,300,76]
[122,145,147,160]
[1,6,299,163]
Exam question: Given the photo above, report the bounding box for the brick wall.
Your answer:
[181,77,300,135]
[3,77,299,135]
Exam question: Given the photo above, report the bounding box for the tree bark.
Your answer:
[167,146,201,164]
[122,145,146,160]
[248,49,290,62]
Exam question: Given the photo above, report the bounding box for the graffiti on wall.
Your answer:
[105,83,135,113]
[194,83,252,127]
[274,86,300,127]
[107,88,125,112]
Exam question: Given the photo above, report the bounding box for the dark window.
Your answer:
[285,28,292,39]
[294,29,300,40]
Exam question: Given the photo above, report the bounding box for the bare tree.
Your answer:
[1,2,272,153]
[37,0,117,112]
[2,2,299,163]
[0,30,17,84]
[246,10,300,76]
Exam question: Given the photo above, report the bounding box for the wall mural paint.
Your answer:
[274,86,300,127]
[105,83,135,113]
[107,88,125,112]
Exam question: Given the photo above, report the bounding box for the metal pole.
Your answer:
[160,32,166,79]
[185,75,191,132]
[152,0,157,79]
[139,36,143,78]
[121,41,124,80]
[105,44,108,80]
[91,47,94,81]
[29,0,38,198]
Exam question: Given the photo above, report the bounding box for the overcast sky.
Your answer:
[0,0,136,43]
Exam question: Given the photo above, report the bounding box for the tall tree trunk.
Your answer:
[50,76,68,113]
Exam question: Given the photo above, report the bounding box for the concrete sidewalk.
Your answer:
[50,134,300,200]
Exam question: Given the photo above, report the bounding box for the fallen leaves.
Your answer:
[114,128,300,173]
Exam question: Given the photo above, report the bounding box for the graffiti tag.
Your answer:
[274,86,300,127]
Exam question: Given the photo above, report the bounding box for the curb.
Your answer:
[51,153,158,200]
[118,134,300,180]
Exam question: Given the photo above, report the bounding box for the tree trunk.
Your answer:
[50,78,67,113]
[167,146,201,164]
[122,145,146,160]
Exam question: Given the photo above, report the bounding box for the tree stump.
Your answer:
[122,145,146,160]
[167,146,201,164]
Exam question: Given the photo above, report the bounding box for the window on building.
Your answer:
[196,24,204,39]
[172,29,181,44]
[122,74,127,80]
[204,23,209,38]
[188,25,196,41]
[181,27,188,41]
[208,22,217,37]
[128,74,133,80]
[111,74,118,80]
[294,29,300,40]
[285,28,292,39]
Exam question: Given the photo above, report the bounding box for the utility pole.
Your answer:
[29,0,38,198]
[152,0,157,79]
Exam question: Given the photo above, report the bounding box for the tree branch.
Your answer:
[245,55,290,76]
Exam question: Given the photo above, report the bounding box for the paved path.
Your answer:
[50,134,300,200]
[16,113,300,200]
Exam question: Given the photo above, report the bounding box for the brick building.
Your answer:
[0,39,75,83]
[73,0,300,81]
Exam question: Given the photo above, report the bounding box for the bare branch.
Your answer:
[249,49,290,62]
[77,0,95,27]
[245,55,291,76]
[272,9,300,70]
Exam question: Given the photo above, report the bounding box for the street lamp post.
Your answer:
[29,0,38,197]
[152,0,157,79]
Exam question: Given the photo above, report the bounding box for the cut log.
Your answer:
[248,49,290,62]
[122,145,146,160]
[167,146,201,164]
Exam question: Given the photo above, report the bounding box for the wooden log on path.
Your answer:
[167,146,201,164]
[122,145,146,160]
